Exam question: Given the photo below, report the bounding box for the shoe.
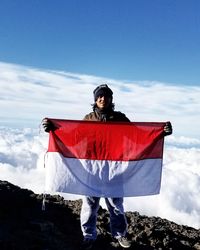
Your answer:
[80,238,95,250]
[117,236,131,248]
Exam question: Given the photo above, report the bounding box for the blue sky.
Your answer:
[0,0,200,85]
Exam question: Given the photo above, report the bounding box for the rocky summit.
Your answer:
[0,180,199,250]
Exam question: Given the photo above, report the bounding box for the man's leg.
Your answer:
[80,196,100,240]
[105,198,131,248]
[105,197,127,238]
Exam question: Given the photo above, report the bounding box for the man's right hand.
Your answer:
[42,118,55,132]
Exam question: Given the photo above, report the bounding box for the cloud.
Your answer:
[0,61,200,138]
[0,126,200,229]
[0,61,200,229]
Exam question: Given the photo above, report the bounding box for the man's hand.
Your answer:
[42,118,55,132]
[164,121,173,136]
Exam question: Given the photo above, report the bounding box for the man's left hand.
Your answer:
[164,121,173,136]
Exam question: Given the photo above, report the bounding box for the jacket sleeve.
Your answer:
[83,114,89,121]
[115,111,131,122]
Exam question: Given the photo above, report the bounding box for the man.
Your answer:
[42,84,172,250]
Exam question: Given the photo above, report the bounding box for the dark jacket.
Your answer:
[83,110,130,122]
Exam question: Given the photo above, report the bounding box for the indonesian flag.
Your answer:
[45,119,165,197]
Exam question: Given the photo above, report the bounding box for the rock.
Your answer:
[0,180,199,249]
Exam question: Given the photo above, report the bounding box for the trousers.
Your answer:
[80,196,127,240]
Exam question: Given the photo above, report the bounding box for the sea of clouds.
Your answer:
[0,62,200,229]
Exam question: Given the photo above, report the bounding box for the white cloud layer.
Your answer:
[0,127,200,229]
[0,62,200,229]
[0,61,200,138]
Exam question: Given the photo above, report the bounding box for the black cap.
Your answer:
[93,84,113,101]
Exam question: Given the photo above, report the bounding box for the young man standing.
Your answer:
[80,84,131,250]
[42,84,173,250]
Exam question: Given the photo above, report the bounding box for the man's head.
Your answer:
[93,84,113,110]
[93,84,113,101]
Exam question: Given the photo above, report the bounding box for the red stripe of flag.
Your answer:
[47,119,165,161]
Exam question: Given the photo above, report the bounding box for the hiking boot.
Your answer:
[117,236,131,248]
[80,238,95,250]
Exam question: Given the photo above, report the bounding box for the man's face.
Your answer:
[96,94,112,110]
